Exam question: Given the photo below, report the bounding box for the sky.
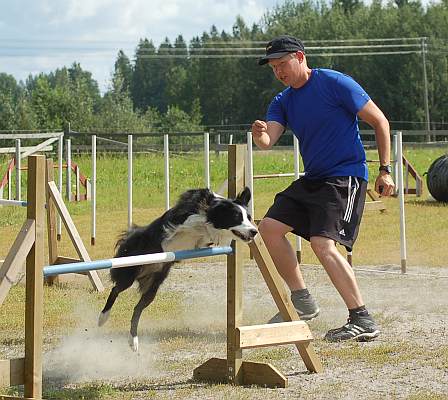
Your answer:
[0,0,280,93]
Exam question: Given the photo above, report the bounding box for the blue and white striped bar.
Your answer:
[0,199,28,207]
[43,246,233,276]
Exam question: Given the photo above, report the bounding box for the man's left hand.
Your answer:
[375,174,395,197]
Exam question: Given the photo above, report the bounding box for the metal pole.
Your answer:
[57,135,63,240]
[204,131,210,188]
[75,166,80,201]
[15,139,21,200]
[7,169,12,200]
[91,135,96,245]
[128,135,133,229]
[66,139,71,202]
[0,199,27,207]
[293,136,302,263]
[215,131,221,157]
[164,134,170,210]
[246,132,254,219]
[396,131,407,273]
[392,133,398,196]
[421,37,431,141]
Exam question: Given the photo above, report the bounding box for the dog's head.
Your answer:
[206,187,258,242]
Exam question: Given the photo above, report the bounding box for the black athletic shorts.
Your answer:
[264,176,367,251]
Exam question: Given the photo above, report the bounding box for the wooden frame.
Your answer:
[193,145,322,388]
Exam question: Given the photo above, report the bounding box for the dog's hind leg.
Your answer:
[129,264,171,352]
[98,274,135,327]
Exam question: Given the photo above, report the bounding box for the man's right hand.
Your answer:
[251,120,268,138]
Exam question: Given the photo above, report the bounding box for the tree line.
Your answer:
[0,0,447,136]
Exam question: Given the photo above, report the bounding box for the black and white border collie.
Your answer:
[98,187,257,351]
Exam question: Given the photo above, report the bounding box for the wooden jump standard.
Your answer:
[0,147,321,399]
[192,145,322,387]
[0,158,103,307]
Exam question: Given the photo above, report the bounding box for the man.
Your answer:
[252,35,395,342]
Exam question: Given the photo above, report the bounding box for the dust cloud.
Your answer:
[43,300,161,384]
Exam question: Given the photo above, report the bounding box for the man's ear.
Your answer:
[235,186,251,206]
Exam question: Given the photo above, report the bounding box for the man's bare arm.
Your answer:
[251,120,285,149]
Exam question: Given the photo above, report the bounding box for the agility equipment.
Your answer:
[1,147,322,400]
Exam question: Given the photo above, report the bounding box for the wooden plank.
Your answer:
[24,155,45,399]
[0,132,63,140]
[249,234,323,373]
[193,357,227,384]
[47,181,104,292]
[0,396,37,400]
[366,188,380,201]
[253,173,295,180]
[20,137,59,159]
[55,256,81,265]
[0,358,25,386]
[237,321,313,349]
[0,219,35,306]
[45,159,59,286]
[364,201,387,212]
[47,182,89,260]
[193,358,287,388]
[0,146,53,154]
[241,360,287,388]
[226,144,245,385]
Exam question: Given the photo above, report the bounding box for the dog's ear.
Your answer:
[235,186,251,206]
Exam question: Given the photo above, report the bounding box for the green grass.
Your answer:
[1,147,447,400]
[1,147,448,267]
[320,341,417,365]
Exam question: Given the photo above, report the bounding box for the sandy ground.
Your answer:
[2,260,448,399]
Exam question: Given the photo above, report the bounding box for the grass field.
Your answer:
[0,146,447,399]
[1,146,447,266]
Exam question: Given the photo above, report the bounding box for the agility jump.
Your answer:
[0,147,322,400]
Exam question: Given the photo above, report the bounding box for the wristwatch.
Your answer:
[379,165,392,174]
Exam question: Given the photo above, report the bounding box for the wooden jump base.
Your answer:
[0,147,322,399]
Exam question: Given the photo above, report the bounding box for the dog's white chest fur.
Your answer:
[161,214,233,252]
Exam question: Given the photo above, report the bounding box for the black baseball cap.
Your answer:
[258,35,305,66]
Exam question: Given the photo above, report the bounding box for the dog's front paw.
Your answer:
[98,310,110,327]
[129,334,139,352]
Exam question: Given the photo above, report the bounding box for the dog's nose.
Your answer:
[249,228,258,238]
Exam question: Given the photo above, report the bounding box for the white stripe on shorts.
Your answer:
[343,177,359,223]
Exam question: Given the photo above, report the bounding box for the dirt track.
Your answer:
[36,260,448,399]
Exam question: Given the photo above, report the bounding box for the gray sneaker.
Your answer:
[324,314,380,342]
[268,293,320,323]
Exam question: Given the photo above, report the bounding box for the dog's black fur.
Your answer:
[98,187,257,351]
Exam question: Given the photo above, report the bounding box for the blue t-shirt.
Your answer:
[267,68,370,180]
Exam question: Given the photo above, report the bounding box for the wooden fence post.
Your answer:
[24,155,45,399]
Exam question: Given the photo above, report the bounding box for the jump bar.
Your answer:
[0,199,28,207]
[43,246,233,276]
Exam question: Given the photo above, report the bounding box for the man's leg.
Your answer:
[258,217,305,291]
[310,236,364,308]
[310,235,380,342]
[258,217,319,322]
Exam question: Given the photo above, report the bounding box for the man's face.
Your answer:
[268,52,301,86]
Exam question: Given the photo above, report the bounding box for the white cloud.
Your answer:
[0,0,278,92]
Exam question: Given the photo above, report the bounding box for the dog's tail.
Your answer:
[114,224,141,251]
